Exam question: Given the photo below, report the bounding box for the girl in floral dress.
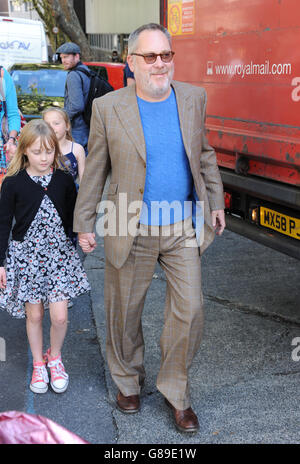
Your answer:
[0,120,90,394]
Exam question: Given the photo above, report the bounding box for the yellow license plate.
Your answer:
[260,207,300,240]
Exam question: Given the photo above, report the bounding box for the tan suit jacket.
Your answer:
[73,80,225,269]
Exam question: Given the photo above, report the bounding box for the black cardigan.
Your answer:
[0,168,77,266]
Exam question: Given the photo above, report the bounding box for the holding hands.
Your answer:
[78,232,97,253]
[0,267,6,289]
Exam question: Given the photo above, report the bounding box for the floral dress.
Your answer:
[0,172,90,318]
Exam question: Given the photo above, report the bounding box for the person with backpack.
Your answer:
[56,42,113,155]
[56,43,90,154]
[0,65,21,179]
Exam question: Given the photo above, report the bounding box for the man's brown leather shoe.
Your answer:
[165,399,199,433]
[116,391,140,414]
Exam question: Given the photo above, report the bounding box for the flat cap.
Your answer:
[56,42,81,54]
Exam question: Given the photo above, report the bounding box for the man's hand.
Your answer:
[78,232,97,253]
[211,209,226,236]
[0,267,6,289]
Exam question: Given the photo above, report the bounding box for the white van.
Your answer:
[0,16,48,70]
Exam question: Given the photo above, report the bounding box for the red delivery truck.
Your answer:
[161,0,300,259]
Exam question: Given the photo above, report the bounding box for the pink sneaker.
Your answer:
[44,349,69,393]
[30,361,49,394]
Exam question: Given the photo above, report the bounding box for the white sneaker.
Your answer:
[30,361,49,394]
[45,349,69,393]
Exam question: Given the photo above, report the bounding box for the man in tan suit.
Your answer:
[74,23,225,433]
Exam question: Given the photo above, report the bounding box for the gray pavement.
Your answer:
[86,228,300,444]
[0,227,299,444]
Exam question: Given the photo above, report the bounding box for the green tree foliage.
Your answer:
[22,0,95,59]
[22,0,68,52]
[49,0,94,60]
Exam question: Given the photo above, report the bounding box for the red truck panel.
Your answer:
[167,0,300,187]
[84,62,125,90]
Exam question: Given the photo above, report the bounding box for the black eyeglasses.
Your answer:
[131,51,175,64]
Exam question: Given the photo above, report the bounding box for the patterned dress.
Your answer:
[0,173,90,318]
[63,143,79,186]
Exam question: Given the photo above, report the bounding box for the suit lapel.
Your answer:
[114,82,193,164]
[172,81,193,161]
[114,85,146,163]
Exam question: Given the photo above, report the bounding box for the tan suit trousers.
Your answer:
[104,217,204,410]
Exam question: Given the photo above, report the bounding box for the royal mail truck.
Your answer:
[161,0,300,259]
[0,16,48,70]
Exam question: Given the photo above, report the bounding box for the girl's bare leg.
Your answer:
[49,300,68,357]
[25,302,44,363]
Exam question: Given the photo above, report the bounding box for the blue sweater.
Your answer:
[0,67,21,140]
[138,89,193,226]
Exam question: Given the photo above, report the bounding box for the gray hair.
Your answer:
[128,23,172,54]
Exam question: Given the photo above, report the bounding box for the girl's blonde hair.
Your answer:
[42,107,73,141]
[6,119,64,178]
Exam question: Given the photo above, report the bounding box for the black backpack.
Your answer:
[74,67,114,127]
